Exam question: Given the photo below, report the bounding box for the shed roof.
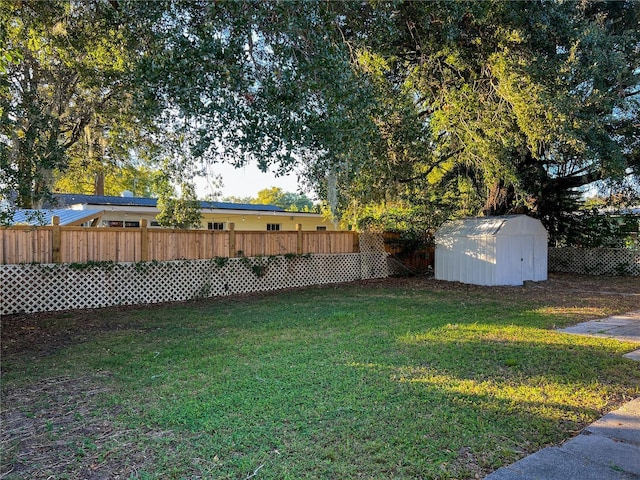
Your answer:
[435,215,547,239]
[8,209,104,226]
[52,194,286,212]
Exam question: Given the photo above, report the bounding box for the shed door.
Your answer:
[520,236,534,281]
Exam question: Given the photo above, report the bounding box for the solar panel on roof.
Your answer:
[53,194,285,211]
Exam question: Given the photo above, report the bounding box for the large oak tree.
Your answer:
[324,1,639,233]
[3,1,638,233]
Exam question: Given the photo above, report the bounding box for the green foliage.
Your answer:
[54,162,160,197]
[134,260,160,274]
[556,209,640,249]
[0,0,202,212]
[239,254,280,278]
[68,260,117,271]
[316,1,640,230]
[155,179,201,230]
[252,187,313,211]
[212,257,229,268]
[221,195,254,204]
[3,0,639,238]
[126,0,378,183]
[0,0,147,208]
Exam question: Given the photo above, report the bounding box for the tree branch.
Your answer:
[395,147,463,184]
[543,170,603,193]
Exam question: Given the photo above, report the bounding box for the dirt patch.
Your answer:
[0,373,154,479]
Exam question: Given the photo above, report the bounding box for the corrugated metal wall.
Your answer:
[435,216,548,286]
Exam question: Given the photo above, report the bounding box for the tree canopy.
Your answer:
[1,0,150,209]
[252,187,313,211]
[3,0,638,234]
[329,1,639,234]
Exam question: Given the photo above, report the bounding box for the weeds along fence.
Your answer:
[0,223,388,315]
[1,219,358,264]
[1,252,389,315]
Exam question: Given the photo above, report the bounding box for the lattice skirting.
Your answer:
[1,253,388,315]
[549,248,640,276]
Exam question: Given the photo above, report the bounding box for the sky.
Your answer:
[194,161,306,200]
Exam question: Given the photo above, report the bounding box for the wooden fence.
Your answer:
[1,218,359,264]
[383,231,435,273]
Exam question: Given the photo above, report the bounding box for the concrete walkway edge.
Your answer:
[485,310,640,480]
[557,310,640,359]
[485,398,640,480]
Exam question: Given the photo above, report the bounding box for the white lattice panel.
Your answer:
[359,233,386,253]
[1,253,388,315]
[549,248,640,276]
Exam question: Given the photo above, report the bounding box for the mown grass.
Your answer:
[2,281,639,479]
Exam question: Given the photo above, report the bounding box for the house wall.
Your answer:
[198,212,338,231]
[94,210,339,231]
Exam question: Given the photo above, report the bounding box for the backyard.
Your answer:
[2,274,640,479]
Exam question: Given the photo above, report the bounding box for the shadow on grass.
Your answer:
[2,281,640,479]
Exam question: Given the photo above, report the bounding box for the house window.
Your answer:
[266,223,281,231]
[106,221,123,227]
[208,222,224,230]
[125,221,140,228]
[316,226,327,231]
[150,221,161,227]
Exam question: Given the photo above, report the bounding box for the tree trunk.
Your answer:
[482,180,516,216]
[94,171,105,196]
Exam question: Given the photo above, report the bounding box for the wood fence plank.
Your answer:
[0,226,360,263]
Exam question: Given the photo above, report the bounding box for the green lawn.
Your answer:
[2,280,639,479]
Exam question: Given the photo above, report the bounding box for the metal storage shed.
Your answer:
[434,215,548,286]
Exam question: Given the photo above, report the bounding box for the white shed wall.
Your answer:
[495,234,548,284]
[435,234,497,286]
[435,216,548,286]
[496,236,528,285]
[533,234,548,281]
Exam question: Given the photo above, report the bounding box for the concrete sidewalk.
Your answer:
[485,311,640,480]
[486,398,640,480]
[557,310,640,361]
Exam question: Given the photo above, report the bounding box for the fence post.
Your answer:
[51,215,61,263]
[229,222,236,257]
[353,232,360,253]
[140,219,149,262]
[296,223,303,254]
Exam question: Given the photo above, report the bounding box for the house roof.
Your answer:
[8,209,104,226]
[52,194,287,212]
[435,215,547,239]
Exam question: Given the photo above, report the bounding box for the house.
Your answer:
[50,193,342,231]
